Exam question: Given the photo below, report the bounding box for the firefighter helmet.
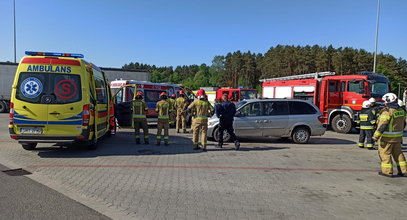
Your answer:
[398,99,404,106]
[362,100,371,108]
[171,94,176,98]
[179,90,184,95]
[368,97,376,103]
[196,89,206,99]
[382,93,397,104]
[160,92,167,97]
[136,92,143,96]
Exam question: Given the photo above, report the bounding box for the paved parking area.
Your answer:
[1,114,407,220]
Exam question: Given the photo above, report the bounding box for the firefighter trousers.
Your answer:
[358,129,373,148]
[157,118,169,143]
[192,119,208,147]
[176,111,187,132]
[134,118,149,141]
[378,141,407,175]
[218,120,236,145]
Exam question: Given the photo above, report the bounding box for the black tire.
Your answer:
[21,143,37,150]
[86,136,98,150]
[0,101,8,113]
[213,126,231,142]
[291,127,310,144]
[331,114,352,134]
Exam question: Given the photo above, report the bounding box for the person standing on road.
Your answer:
[216,93,240,150]
[372,93,407,177]
[356,101,376,150]
[156,92,170,146]
[187,89,214,151]
[175,90,188,133]
[168,94,176,127]
[132,92,149,144]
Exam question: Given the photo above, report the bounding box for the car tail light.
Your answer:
[317,115,324,123]
[9,102,14,125]
[10,135,18,139]
[82,104,90,126]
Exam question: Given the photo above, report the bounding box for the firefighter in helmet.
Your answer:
[187,89,214,151]
[175,90,188,133]
[369,97,380,118]
[156,92,170,145]
[168,94,176,127]
[132,92,149,144]
[356,101,376,149]
[373,93,407,177]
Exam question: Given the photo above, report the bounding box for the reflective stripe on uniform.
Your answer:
[360,126,374,129]
[144,135,149,139]
[358,143,364,147]
[366,144,373,148]
[359,114,368,121]
[382,131,403,137]
[133,114,146,118]
[398,161,407,166]
[158,115,169,119]
[157,136,161,139]
[374,131,382,136]
[135,135,140,138]
[381,163,392,168]
[380,115,391,120]
[164,136,169,140]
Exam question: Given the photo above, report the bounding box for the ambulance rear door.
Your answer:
[114,85,134,127]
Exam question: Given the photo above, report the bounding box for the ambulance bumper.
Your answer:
[14,135,86,144]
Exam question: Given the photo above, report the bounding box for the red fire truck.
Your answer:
[194,87,258,104]
[261,72,390,133]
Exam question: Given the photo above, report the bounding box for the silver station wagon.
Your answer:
[207,99,326,144]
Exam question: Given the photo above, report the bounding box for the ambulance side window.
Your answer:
[95,78,108,104]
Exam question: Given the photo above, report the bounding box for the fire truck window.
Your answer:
[348,81,362,94]
[231,91,239,102]
[341,82,346,92]
[263,101,288,116]
[329,82,337,92]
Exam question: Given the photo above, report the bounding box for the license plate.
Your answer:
[20,128,42,134]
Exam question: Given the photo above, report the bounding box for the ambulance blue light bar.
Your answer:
[25,51,84,58]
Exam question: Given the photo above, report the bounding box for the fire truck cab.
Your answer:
[261,72,390,133]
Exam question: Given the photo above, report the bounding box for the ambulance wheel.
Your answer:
[332,114,352,134]
[0,101,7,113]
[21,143,37,150]
[214,127,231,142]
[291,127,310,144]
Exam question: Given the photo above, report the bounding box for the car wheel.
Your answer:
[21,143,37,150]
[214,127,231,142]
[291,127,310,144]
[0,101,8,113]
[331,114,352,134]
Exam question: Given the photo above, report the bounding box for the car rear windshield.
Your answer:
[289,101,317,114]
[144,89,166,103]
[16,72,82,104]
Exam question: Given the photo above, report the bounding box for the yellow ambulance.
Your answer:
[9,51,114,150]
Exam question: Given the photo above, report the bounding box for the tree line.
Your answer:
[122,45,407,93]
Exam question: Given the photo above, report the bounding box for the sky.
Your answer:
[1,0,407,68]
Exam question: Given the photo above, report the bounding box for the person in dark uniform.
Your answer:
[216,93,240,150]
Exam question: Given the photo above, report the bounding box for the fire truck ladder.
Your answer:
[259,71,335,82]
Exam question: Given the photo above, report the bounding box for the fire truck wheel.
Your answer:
[291,127,310,144]
[214,127,231,142]
[21,143,37,150]
[332,114,352,134]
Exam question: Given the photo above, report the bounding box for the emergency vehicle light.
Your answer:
[25,51,84,58]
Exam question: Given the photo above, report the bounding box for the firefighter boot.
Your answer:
[378,172,393,178]
[176,129,180,133]
[183,129,188,134]
[144,138,149,145]
[165,140,169,146]
[156,140,161,146]
[193,143,199,150]
[135,138,140,144]
[202,145,207,152]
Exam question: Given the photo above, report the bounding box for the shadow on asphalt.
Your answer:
[233,137,356,145]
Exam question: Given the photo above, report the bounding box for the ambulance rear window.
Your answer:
[16,72,82,104]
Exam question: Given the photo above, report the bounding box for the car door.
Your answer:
[260,101,289,137]
[233,101,263,137]
[114,85,133,127]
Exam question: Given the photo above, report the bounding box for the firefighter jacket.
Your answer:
[187,99,214,121]
[373,104,406,143]
[156,100,170,119]
[167,98,175,112]
[132,100,148,119]
[175,97,188,113]
[356,108,376,130]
